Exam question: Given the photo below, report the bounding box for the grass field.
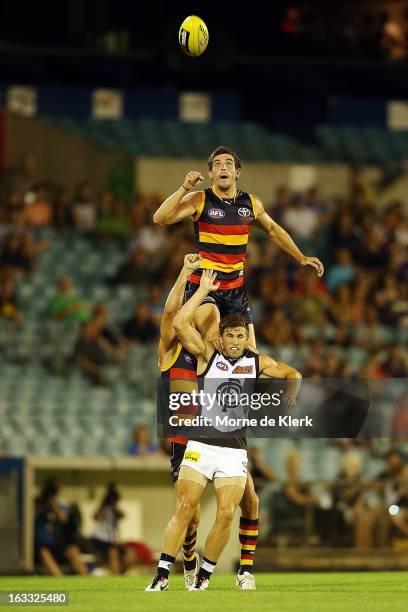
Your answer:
[0,573,407,612]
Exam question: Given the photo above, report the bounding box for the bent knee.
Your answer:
[64,544,79,558]
[216,506,236,528]
[176,496,198,521]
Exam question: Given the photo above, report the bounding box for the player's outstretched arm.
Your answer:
[254,196,324,278]
[259,354,302,408]
[153,171,204,225]
[160,254,202,352]
[173,269,220,358]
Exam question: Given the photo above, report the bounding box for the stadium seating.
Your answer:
[36,116,340,164]
[42,114,408,167]
[1,226,405,462]
[315,124,408,167]
[0,229,159,456]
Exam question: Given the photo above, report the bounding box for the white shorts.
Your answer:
[180,440,248,481]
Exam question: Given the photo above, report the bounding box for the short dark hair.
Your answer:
[208,146,242,171]
[219,313,249,335]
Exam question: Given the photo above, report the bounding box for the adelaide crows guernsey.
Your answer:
[189,188,258,290]
[160,342,198,445]
[195,348,259,449]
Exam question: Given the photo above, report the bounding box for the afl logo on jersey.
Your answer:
[209,209,225,218]
[238,207,251,217]
[184,353,193,364]
[216,361,228,371]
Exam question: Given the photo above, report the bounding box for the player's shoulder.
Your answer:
[201,342,217,366]
[245,347,259,358]
[206,341,218,360]
[258,352,276,367]
[182,189,203,204]
[241,188,259,199]
[243,192,263,217]
[181,190,204,219]
[196,343,216,375]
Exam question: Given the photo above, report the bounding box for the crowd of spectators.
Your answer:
[2,153,408,557]
[245,181,408,380]
[1,155,408,381]
[256,442,408,550]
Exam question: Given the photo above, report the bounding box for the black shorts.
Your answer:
[91,537,119,560]
[34,542,67,565]
[397,496,408,508]
[170,442,187,482]
[184,281,252,323]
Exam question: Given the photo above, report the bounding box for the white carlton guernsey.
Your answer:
[199,349,259,433]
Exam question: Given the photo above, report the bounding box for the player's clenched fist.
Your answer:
[182,171,204,191]
[183,253,202,272]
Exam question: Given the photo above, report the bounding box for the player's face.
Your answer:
[208,154,240,191]
[221,326,248,358]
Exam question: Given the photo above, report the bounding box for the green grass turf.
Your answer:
[0,573,407,612]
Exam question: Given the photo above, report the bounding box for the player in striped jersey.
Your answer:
[157,252,202,589]
[148,255,269,591]
[153,145,324,347]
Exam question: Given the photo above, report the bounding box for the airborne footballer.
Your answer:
[153,146,324,346]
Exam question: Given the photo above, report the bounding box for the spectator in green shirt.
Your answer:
[97,192,129,240]
[49,277,92,324]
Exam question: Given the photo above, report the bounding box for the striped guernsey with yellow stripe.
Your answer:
[160,342,198,445]
[189,187,257,290]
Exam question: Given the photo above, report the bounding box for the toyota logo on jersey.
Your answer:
[238,207,251,217]
[209,209,225,218]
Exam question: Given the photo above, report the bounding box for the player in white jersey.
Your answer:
[145,270,301,592]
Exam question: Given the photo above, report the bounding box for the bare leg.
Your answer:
[107,546,121,575]
[203,483,245,561]
[248,323,257,351]
[39,547,63,576]
[186,506,200,535]
[163,477,205,557]
[182,506,200,569]
[195,303,220,343]
[195,303,255,350]
[354,504,381,548]
[377,508,391,546]
[64,544,89,575]
[239,472,259,519]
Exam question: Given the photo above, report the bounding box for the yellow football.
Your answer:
[179,15,209,57]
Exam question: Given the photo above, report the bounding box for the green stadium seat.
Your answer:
[317,445,341,480]
[315,124,343,155]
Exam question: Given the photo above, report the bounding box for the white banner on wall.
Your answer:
[92,89,123,119]
[179,92,211,123]
[289,165,317,191]
[7,86,38,117]
[387,101,408,130]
